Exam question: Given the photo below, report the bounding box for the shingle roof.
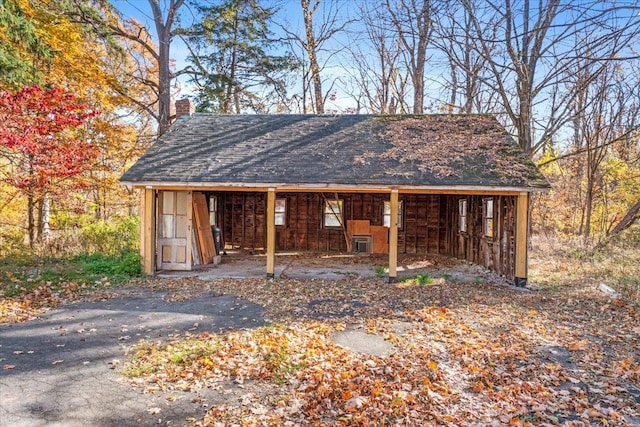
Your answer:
[120,114,549,189]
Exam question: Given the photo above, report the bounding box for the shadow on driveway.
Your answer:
[0,287,265,427]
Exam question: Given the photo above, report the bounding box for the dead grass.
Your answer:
[529,230,640,304]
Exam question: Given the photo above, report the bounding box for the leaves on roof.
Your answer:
[376,115,535,181]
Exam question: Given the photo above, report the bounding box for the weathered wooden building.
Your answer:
[121,107,549,285]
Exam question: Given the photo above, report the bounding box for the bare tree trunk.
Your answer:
[279,0,349,114]
[302,0,324,114]
[460,0,639,156]
[149,0,184,134]
[386,0,435,115]
[42,194,51,246]
[27,193,35,249]
[583,173,594,240]
[609,200,640,237]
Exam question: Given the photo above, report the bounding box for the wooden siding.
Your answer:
[455,195,517,278]
[221,193,266,250]
[213,191,518,278]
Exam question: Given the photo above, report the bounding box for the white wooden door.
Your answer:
[157,190,192,270]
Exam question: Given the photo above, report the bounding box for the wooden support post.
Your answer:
[140,188,156,276]
[266,188,276,279]
[514,192,529,287]
[388,189,399,283]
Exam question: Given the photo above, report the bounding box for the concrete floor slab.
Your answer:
[331,326,395,357]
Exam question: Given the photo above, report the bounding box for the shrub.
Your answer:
[79,216,139,255]
[74,249,142,279]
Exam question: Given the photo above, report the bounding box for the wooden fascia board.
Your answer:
[122,181,548,195]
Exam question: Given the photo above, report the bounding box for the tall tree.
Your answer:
[433,0,494,114]
[461,0,640,155]
[70,0,188,134]
[344,2,408,114]
[385,0,442,114]
[183,0,296,113]
[0,86,99,246]
[0,0,52,89]
[280,0,351,113]
[570,61,640,240]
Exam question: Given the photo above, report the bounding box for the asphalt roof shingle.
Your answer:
[120,114,549,189]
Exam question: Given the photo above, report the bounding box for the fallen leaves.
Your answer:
[0,280,118,323]
[377,115,537,182]
[122,275,640,426]
[4,253,639,425]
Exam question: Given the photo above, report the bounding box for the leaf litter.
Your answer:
[120,266,639,426]
[2,253,638,425]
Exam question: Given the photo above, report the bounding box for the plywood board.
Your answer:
[347,220,370,238]
[371,226,389,254]
[193,192,215,264]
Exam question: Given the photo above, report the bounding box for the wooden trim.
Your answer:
[388,189,399,281]
[186,191,193,271]
[124,182,547,195]
[515,192,529,280]
[266,188,276,278]
[140,189,156,275]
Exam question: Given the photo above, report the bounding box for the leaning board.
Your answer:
[192,192,216,264]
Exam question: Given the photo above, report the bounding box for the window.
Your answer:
[483,198,494,237]
[323,199,343,227]
[275,198,286,226]
[459,199,468,233]
[383,200,403,228]
[208,195,217,226]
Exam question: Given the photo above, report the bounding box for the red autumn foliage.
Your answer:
[0,85,100,195]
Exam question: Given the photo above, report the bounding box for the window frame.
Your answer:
[459,199,468,233]
[323,199,344,228]
[208,195,217,226]
[383,200,403,229]
[274,198,286,226]
[483,198,494,237]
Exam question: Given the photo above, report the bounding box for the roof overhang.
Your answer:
[121,180,549,195]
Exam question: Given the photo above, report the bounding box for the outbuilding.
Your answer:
[121,104,549,286]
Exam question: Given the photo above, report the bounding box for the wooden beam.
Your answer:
[514,192,529,286]
[266,188,276,279]
[124,182,545,196]
[388,189,399,283]
[140,188,156,276]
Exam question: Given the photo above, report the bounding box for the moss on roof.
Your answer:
[120,114,549,189]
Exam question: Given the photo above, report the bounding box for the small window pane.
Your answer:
[459,199,467,233]
[383,200,403,228]
[175,191,188,215]
[483,199,494,237]
[162,191,174,215]
[209,196,217,226]
[324,200,343,227]
[162,215,174,238]
[275,199,286,226]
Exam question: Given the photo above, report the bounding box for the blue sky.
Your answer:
[109,0,355,107]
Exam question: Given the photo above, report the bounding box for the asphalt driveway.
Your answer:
[0,287,265,426]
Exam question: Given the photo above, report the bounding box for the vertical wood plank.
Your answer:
[515,192,529,286]
[266,188,276,278]
[192,192,215,263]
[141,188,156,276]
[139,190,146,268]
[388,189,399,283]
[186,191,193,270]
